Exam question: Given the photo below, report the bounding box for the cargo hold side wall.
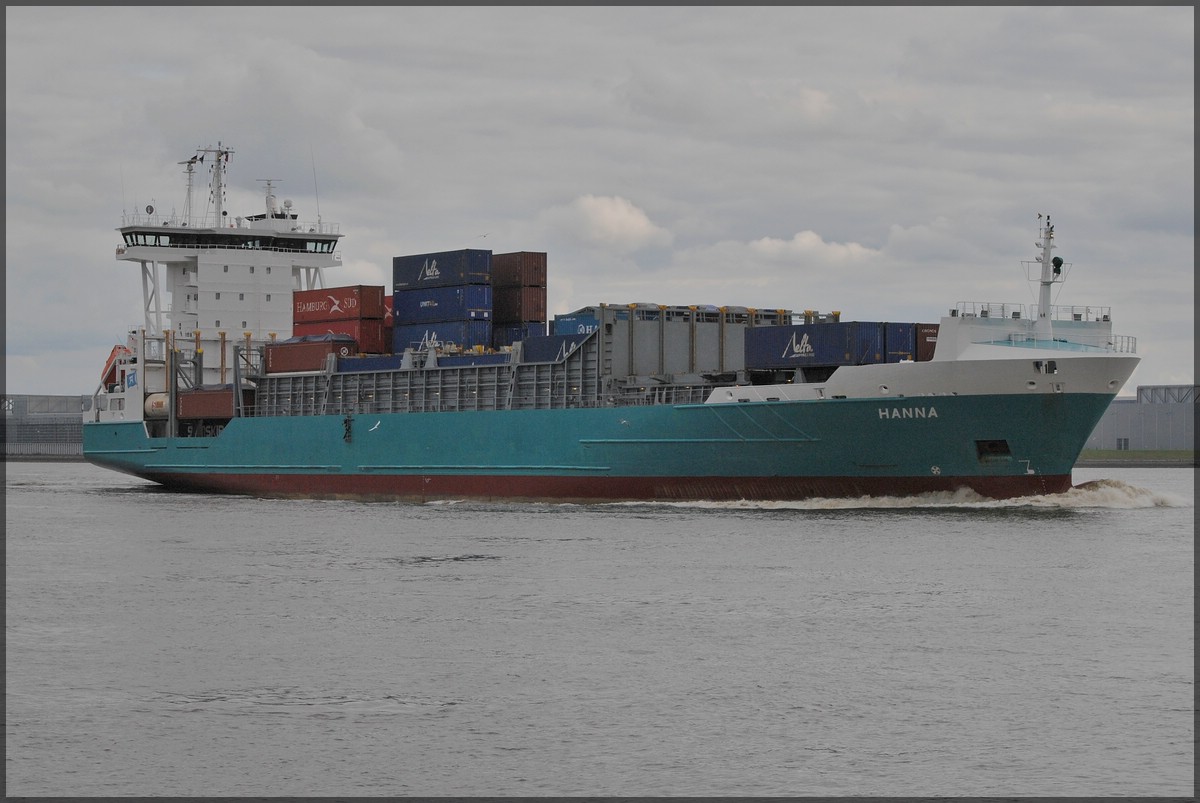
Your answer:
[576,304,788,381]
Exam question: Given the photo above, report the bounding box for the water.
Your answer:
[5,461,1193,796]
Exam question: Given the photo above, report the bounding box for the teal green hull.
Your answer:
[83,392,1114,501]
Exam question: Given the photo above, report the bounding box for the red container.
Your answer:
[493,285,547,323]
[916,323,940,361]
[384,295,393,325]
[293,285,386,323]
[265,339,356,373]
[176,386,254,419]
[491,252,547,288]
[293,319,387,354]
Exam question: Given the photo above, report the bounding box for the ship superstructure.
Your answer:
[110,143,340,401]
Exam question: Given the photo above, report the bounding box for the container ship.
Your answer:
[82,144,1140,502]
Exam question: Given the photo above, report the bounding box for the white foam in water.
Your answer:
[631,478,1192,512]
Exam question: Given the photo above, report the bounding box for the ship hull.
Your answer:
[83,390,1112,502]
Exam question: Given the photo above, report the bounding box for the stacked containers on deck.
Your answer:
[744,320,942,376]
[291,285,388,354]
[490,252,548,349]
[392,249,493,352]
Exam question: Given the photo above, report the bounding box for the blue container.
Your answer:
[745,322,888,369]
[552,314,601,336]
[853,321,886,365]
[520,333,591,363]
[393,284,492,324]
[337,354,407,373]
[885,322,917,363]
[492,322,547,349]
[436,353,512,368]
[392,320,492,352]
[393,249,492,290]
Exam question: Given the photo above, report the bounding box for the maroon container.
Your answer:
[293,319,387,354]
[176,386,255,419]
[265,339,357,373]
[493,285,547,323]
[384,295,393,324]
[916,323,940,361]
[491,252,547,288]
[293,285,386,323]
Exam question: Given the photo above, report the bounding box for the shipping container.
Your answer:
[744,322,888,370]
[384,295,393,324]
[552,314,601,336]
[492,322,547,349]
[521,333,591,363]
[264,335,357,373]
[293,285,385,323]
[393,249,491,290]
[176,384,253,419]
[392,320,493,352]
[491,251,548,288]
[492,285,547,323]
[885,322,917,363]
[437,353,513,368]
[293,318,388,354]
[337,354,407,373]
[392,284,493,324]
[916,323,940,361]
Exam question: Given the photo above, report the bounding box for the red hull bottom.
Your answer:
[139,471,1075,503]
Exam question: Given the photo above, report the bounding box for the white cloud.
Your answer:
[748,231,880,264]
[537,195,673,255]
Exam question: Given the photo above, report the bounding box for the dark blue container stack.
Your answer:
[392,249,493,351]
[520,332,591,363]
[745,321,890,370]
[493,321,547,348]
[745,321,936,369]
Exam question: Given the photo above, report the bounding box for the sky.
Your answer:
[4,6,1194,397]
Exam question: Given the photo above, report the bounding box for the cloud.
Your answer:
[748,231,881,264]
[537,195,674,254]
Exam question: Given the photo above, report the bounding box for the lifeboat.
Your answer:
[100,345,132,389]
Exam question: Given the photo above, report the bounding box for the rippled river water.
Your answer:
[5,461,1193,795]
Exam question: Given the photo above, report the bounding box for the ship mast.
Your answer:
[1032,214,1063,340]
[196,142,234,227]
[178,154,199,226]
